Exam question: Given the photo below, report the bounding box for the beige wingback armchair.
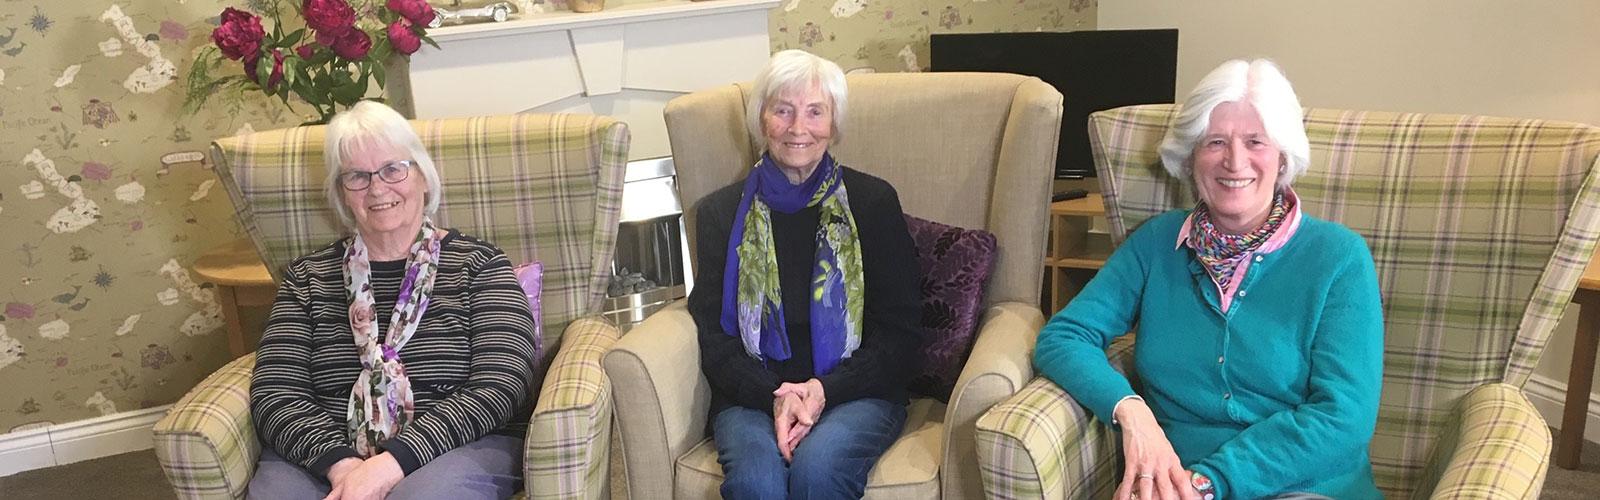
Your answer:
[603,72,1063,500]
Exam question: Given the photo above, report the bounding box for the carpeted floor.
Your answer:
[5,434,1599,499]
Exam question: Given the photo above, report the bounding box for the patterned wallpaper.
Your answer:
[0,0,298,434]
[769,0,1094,73]
[0,0,1094,433]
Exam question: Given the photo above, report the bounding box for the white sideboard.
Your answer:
[388,0,779,160]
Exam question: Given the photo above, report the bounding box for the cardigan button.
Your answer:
[1237,290,1247,298]
[1223,392,1232,399]
[1218,356,1225,363]
[1254,255,1264,262]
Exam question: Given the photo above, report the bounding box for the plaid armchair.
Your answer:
[975,104,1600,500]
[150,114,630,500]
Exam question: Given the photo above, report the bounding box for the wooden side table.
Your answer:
[194,238,277,357]
[1556,254,1600,469]
[1044,194,1111,313]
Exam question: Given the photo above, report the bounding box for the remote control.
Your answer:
[1051,189,1088,202]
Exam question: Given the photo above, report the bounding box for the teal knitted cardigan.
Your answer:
[1034,209,1384,500]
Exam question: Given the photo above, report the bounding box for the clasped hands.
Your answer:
[772,378,826,462]
[323,452,404,500]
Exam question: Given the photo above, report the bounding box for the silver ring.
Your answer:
[1137,473,1154,480]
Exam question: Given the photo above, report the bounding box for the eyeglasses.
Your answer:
[338,160,414,191]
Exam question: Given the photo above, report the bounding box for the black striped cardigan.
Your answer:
[250,231,538,477]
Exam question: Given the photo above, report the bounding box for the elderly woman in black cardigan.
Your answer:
[686,49,924,500]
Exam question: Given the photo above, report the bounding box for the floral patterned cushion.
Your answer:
[903,213,998,402]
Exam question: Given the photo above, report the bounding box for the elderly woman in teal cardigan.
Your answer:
[1034,59,1384,500]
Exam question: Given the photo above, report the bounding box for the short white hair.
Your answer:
[747,49,849,144]
[1158,59,1310,189]
[322,100,442,232]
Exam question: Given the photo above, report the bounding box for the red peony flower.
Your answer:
[246,48,286,88]
[302,0,356,34]
[386,0,437,28]
[296,44,315,60]
[210,7,265,61]
[331,28,371,59]
[387,20,421,55]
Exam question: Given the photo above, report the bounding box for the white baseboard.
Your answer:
[0,405,171,477]
[1525,374,1600,444]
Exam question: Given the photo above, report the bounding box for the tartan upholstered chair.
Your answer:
[603,72,1062,500]
[150,114,629,500]
[974,104,1600,500]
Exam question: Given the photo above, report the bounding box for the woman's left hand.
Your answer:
[775,378,826,423]
[321,452,404,500]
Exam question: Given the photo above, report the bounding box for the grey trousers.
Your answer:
[246,434,523,500]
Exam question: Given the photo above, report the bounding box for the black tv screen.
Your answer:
[930,29,1179,179]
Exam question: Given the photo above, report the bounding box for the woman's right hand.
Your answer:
[1114,399,1196,500]
[327,457,363,489]
[772,392,810,462]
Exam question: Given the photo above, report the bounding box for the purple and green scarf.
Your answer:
[720,152,863,375]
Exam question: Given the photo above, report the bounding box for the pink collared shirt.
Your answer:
[1175,188,1304,313]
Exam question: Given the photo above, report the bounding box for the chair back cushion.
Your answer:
[904,214,998,402]
[665,72,1063,308]
[211,113,629,367]
[1088,104,1600,497]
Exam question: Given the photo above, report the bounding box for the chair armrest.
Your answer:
[152,354,259,500]
[1418,382,1551,500]
[602,301,710,500]
[943,301,1045,500]
[975,376,1119,500]
[525,315,621,500]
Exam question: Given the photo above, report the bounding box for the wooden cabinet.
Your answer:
[1044,194,1111,313]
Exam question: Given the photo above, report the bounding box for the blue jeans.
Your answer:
[713,398,907,500]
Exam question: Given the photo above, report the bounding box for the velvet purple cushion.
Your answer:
[515,261,546,383]
[902,214,998,402]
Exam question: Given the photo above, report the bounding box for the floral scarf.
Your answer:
[343,218,443,456]
[1188,193,1291,292]
[720,152,863,375]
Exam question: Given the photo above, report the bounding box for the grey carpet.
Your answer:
[5,433,1599,499]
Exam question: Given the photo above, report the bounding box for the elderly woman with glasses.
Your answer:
[247,101,538,500]
[686,49,924,500]
[1034,59,1384,500]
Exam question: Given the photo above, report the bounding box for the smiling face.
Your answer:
[1190,100,1282,234]
[339,139,427,241]
[761,81,835,180]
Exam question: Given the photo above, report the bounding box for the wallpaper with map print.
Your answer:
[0,0,1093,433]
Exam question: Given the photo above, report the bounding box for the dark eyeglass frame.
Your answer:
[338,160,415,191]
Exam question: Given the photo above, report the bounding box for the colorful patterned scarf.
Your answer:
[343,218,443,456]
[720,152,863,375]
[1189,193,1291,292]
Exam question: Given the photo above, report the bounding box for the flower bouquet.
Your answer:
[183,0,440,124]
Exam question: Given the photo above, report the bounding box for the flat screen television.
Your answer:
[930,29,1179,179]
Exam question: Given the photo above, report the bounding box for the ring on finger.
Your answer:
[1137,473,1154,480]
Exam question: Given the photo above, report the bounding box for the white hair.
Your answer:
[322,100,442,232]
[747,49,849,145]
[1158,59,1310,189]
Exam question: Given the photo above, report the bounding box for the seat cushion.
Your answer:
[675,398,946,499]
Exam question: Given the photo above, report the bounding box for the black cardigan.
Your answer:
[688,167,924,417]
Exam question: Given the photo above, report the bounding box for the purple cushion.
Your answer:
[515,261,546,376]
[902,214,997,402]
